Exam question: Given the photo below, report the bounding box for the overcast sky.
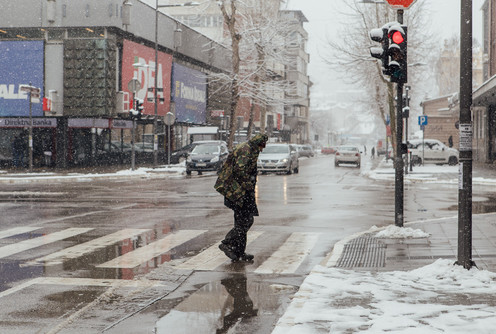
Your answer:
[285,0,485,99]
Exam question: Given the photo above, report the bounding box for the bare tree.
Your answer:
[324,0,433,155]
[210,0,301,148]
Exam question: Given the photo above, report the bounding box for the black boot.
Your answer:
[219,243,239,261]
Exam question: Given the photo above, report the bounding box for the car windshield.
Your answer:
[339,146,358,152]
[262,145,289,154]
[192,144,220,155]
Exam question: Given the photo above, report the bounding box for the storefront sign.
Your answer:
[172,63,207,124]
[111,119,133,129]
[122,40,172,117]
[68,118,110,128]
[0,41,44,117]
[0,118,57,128]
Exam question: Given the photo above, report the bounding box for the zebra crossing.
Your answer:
[0,226,323,298]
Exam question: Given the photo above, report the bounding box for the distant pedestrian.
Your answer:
[371,146,375,159]
[448,135,453,148]
[214,133,268,262]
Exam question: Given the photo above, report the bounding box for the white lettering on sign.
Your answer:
[133,57,164,104]
[459,123,472,152]
[0,84,28,100]
[0,118,57,128]
[178,82,206,103]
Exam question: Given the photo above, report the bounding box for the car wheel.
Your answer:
[448,156,458,165]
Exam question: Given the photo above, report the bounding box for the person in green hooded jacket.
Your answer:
[214,133,268,262]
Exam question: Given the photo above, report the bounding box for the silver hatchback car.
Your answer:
[257,143,299,174]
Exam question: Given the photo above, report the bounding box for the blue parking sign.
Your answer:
[418,115,428,126]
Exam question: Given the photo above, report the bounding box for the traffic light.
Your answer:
[387,24,407,84]
[129,98,144,120]
[136,98,144,118]
[369,26,390,76]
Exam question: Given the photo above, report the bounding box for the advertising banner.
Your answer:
[122,40,172,117]
[171,63,207,124]
[0,41,44,117]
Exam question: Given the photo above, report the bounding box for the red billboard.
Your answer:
[122,40,172,117]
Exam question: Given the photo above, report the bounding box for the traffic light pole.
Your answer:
[457,0,474,269]
[394,10,404,228]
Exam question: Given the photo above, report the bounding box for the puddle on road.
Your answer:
[446,196,496,214]
[155,273,297,334]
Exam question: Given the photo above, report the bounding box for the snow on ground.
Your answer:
[277,259,496,333]
[371,225,430,239]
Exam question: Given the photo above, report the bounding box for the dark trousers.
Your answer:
[222,208,254,257]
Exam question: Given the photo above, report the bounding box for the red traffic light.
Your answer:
[391,31,404,44]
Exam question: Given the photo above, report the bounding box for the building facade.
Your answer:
[0,0,231,168]
[167,1,311,143]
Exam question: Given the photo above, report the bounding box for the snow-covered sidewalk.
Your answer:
[273,216,496,334]
[273,259,496,333]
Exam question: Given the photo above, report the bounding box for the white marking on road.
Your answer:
[176,231,263,270]
[0,228,93,259]
[25,229,150,266]
[0,277,164,300]
[0,226,41,240]
[254,232,320,274]
[97,230,207,269]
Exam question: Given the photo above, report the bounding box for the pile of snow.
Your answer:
[276,259,496,333]
[373,225,430,239]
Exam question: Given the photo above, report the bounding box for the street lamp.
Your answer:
[154,1,200,166]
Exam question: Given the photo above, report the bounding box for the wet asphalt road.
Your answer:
[0,154,484,333]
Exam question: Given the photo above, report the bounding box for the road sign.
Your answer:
[418,115,428,126]
[164,112,175,126]
[385,0,417,9]
[127,79,141,93]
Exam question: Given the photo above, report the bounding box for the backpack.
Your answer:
[214,152,246,202]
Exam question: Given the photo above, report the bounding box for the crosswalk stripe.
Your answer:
[0,226,41,240]
[176,231,263,270]
[0,228,94,259]
[254,232,320,274]
[25,228,150,266]
[97,230,207,269]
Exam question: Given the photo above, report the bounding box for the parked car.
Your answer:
[321,146,337,155]
[171,140,227,164]
[334,145,361,167]
[186,142,229,175]
[257,143,299,174]
[297,144,314,158]
[408,139,459,166]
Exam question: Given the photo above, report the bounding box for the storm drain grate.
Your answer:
[336,236,386,268]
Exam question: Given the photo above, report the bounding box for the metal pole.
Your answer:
[28,89,33,172]
[131,93,136,171]
[153,0,159,166]
[394,10,404,228]
[167,124,171,165]
[404,86,410,174]
[457,0,474,270]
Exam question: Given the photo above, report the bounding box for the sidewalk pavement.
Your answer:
[272,158,496,333]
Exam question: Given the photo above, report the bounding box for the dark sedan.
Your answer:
[186,142,229,175]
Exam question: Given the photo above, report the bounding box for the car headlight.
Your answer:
[280,158,288,163]
[211,155,219,163]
